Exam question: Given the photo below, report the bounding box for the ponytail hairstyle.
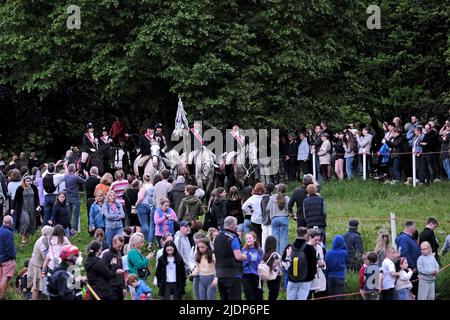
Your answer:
[276,183,287,210]
[185,185,198,196]
[88,240,102,257]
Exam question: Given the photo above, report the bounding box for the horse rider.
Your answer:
[81,122,98,171]
[154,123,168,156]
[224,120,248,177]
[188,120,205,176]
[137,124,157,177]
[98,127,113,147]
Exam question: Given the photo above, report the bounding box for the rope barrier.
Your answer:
[309,264,450,300]
[282,149,449,158]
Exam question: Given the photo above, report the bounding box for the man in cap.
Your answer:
[174,221,192,274]
[343,219,364,271]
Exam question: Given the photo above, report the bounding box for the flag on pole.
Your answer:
[172,95,189,138]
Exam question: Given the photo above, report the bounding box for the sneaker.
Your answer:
[434,179,441,183]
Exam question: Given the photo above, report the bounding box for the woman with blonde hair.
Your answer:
[374,229,390,266]
[95,173,113,195]
[102,190,125,247]
[127,232,154,280]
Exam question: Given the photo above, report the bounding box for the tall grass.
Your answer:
[6,179,450,300]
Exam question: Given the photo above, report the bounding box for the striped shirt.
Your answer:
[110,180,129,205]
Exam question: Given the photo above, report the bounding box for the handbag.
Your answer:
[258,252,278,282]
[129,251,150,280]
[125,191,137,215]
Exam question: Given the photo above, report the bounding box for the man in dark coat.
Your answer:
[343,219,364,271]
[419,217,440,265]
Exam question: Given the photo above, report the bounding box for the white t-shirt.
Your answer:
[166,256,177,283]
[381,258,396,290]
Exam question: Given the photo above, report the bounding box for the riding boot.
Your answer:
[188,164,195,176]
[138,165,145,178]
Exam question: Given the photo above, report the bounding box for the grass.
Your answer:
[6,179,450,300]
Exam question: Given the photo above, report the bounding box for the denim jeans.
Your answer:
[43,194,57,226]
[137,204,152,243]
[396,288,410,300]
[345,157,354,179]
[66,196,81,232]
[443,158,450,180]
[390,158,401,181]
[243,218,252,234]
[286,281,312,300]
[106,227,123,247]
[271,216,289,254]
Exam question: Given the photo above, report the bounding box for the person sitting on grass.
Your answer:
[127,274,152,300]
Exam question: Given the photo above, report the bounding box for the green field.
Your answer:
[7,179,450,300]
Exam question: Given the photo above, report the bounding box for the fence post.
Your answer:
[363,153,367,181]
[412,150,416,188]
[312,151,317,182]
[78,216,81,233]
[390,212,397,249]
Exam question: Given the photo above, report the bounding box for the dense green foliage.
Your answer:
[0,0,449,158]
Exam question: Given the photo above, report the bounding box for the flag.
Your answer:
[172,95,189,138]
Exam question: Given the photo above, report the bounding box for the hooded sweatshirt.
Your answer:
[325,235,348,279]
[84,255,114,299]
[178,195,204,222]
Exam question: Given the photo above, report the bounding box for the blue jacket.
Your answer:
[395,232,420,269]
[0,225,16,263]
[101,202,125,229]
[89,203,106,229]
[134,281,152,300]
[325,235,348,279]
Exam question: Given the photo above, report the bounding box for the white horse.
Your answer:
[133,144,167,180]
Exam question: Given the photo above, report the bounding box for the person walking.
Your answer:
[0,216,16,300]
[102,191,125,247]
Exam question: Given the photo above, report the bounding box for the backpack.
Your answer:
[258,252,278,282]
[43,173,57,194]
[288,242,308,281]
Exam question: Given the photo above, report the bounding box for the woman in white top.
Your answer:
[241,182,265,244]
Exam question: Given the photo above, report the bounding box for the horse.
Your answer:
[133,144,169,180]
[217,141,258,190]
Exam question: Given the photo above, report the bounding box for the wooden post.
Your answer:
[412,150,417,188]
[312,151,317,182]
[363,153,367,181]
[390,212,397,249]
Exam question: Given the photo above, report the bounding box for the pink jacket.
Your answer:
[154,207,178,236]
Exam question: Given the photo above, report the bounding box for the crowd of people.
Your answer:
[280,114,450,184]
[0,159,448,300]
[0,112,449,301]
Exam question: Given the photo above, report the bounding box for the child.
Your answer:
[94,228,108,252]
[324,235,348,300]
[417,241,439,300]
[155,240,186,300]
[191,238,217,300]
[15,260,31,300]
[127,274,152,300]
[359,252,379,300]
[395,257,413,300]
[242,231,263,301]
[380,246,399,300]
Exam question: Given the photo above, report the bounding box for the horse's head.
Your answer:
[150,144,160,158]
